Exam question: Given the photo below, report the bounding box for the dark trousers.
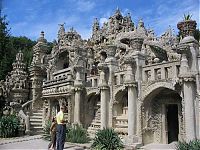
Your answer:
[56,124,66,150]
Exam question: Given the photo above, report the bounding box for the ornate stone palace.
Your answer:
[0,9,199,145]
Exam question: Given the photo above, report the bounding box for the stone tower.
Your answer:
[6,50,29,104]
[29,31,48,108]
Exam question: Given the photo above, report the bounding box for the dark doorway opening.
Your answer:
[167,104,179,143]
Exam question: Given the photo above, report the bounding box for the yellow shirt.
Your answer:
[56,111,64,124]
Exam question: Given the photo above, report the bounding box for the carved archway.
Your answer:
[141,85,183,145]
[85,92,100,128]
[141,81,175,103]
[113,87,128,136]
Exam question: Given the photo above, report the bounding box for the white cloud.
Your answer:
[141,0,199,35]
[76,0,96,12]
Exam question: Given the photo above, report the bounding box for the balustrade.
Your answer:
[142,61,180,82]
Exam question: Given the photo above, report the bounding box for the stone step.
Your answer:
[30,126,43,129]
[114,128,128,133]
[115,124,128,127]
[115,116,128,120]
[32,112,43,116]
[30,115,43,119]
[33,109,43,113]
[29,108,43,135]
[30,118,43,122]
[30,122,43,126]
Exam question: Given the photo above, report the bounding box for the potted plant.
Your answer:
[177,13,197,38]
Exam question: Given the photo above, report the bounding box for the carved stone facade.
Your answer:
[0,9,199,146]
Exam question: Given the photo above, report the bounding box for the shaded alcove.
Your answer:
[142,87,182,145]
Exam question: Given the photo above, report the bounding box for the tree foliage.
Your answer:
[0,16,36,80]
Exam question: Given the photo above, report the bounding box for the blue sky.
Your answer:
[2,0,199,42]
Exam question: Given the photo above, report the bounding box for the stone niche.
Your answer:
[142,88,183,144]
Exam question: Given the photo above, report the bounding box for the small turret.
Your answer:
[137,19,147,36]
[92,18,100,32]
[37,31,47,43]
[58,24,65,39]
[12,50,26,71]
[138,19,144,28]
[114,7,122,19]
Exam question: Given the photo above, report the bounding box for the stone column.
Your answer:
[105,45,118,127]
[182,76,196,141]
[73,65,83,124]
[98,62,109,129]
[32,77,37,108]
[124,56,138,144]
[74,87,82,124]
[178,44,197,141]
[100,85,109,129]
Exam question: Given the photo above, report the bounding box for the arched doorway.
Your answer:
[113,89,128,136]
[142,87,183,145]
[55,50,69,71]
[86,93,100,130]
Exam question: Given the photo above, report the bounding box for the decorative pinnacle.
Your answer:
[40,31,44,38]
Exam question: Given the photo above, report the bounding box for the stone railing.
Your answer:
[113,107,128,135]
[53,68,72,80]
[86,75,100,87]
[142,61,180,83]
[43,68,73,96]
[44,68,73,87]
[113,70,126,85]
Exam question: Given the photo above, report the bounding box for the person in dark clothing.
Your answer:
[48,116,57,150]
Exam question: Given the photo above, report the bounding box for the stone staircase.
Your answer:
[114,107,128,137]
[87,102,101,138]
[30,109,43,135]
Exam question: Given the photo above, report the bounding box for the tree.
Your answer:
[0,16,14,80]
[10,36,36,69]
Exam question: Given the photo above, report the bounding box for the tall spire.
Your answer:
[92,18,100,32]
[58,23,65,39]
[138,19,144,28]
[114,7,122,17]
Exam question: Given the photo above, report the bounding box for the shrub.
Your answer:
[183,13,192,21]
[0,114,20,138]
[66,124,90,144]
[42,120,51,141]
[91,128,124,150]
[176,139,200,150]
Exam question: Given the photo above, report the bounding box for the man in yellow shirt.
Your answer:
[56,106,66,150]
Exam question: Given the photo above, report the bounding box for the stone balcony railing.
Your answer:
[142,61,180,83]
[86,75,100,87]
[86,70,126,88]
[113,70,126,86]
[42,68,73,97]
